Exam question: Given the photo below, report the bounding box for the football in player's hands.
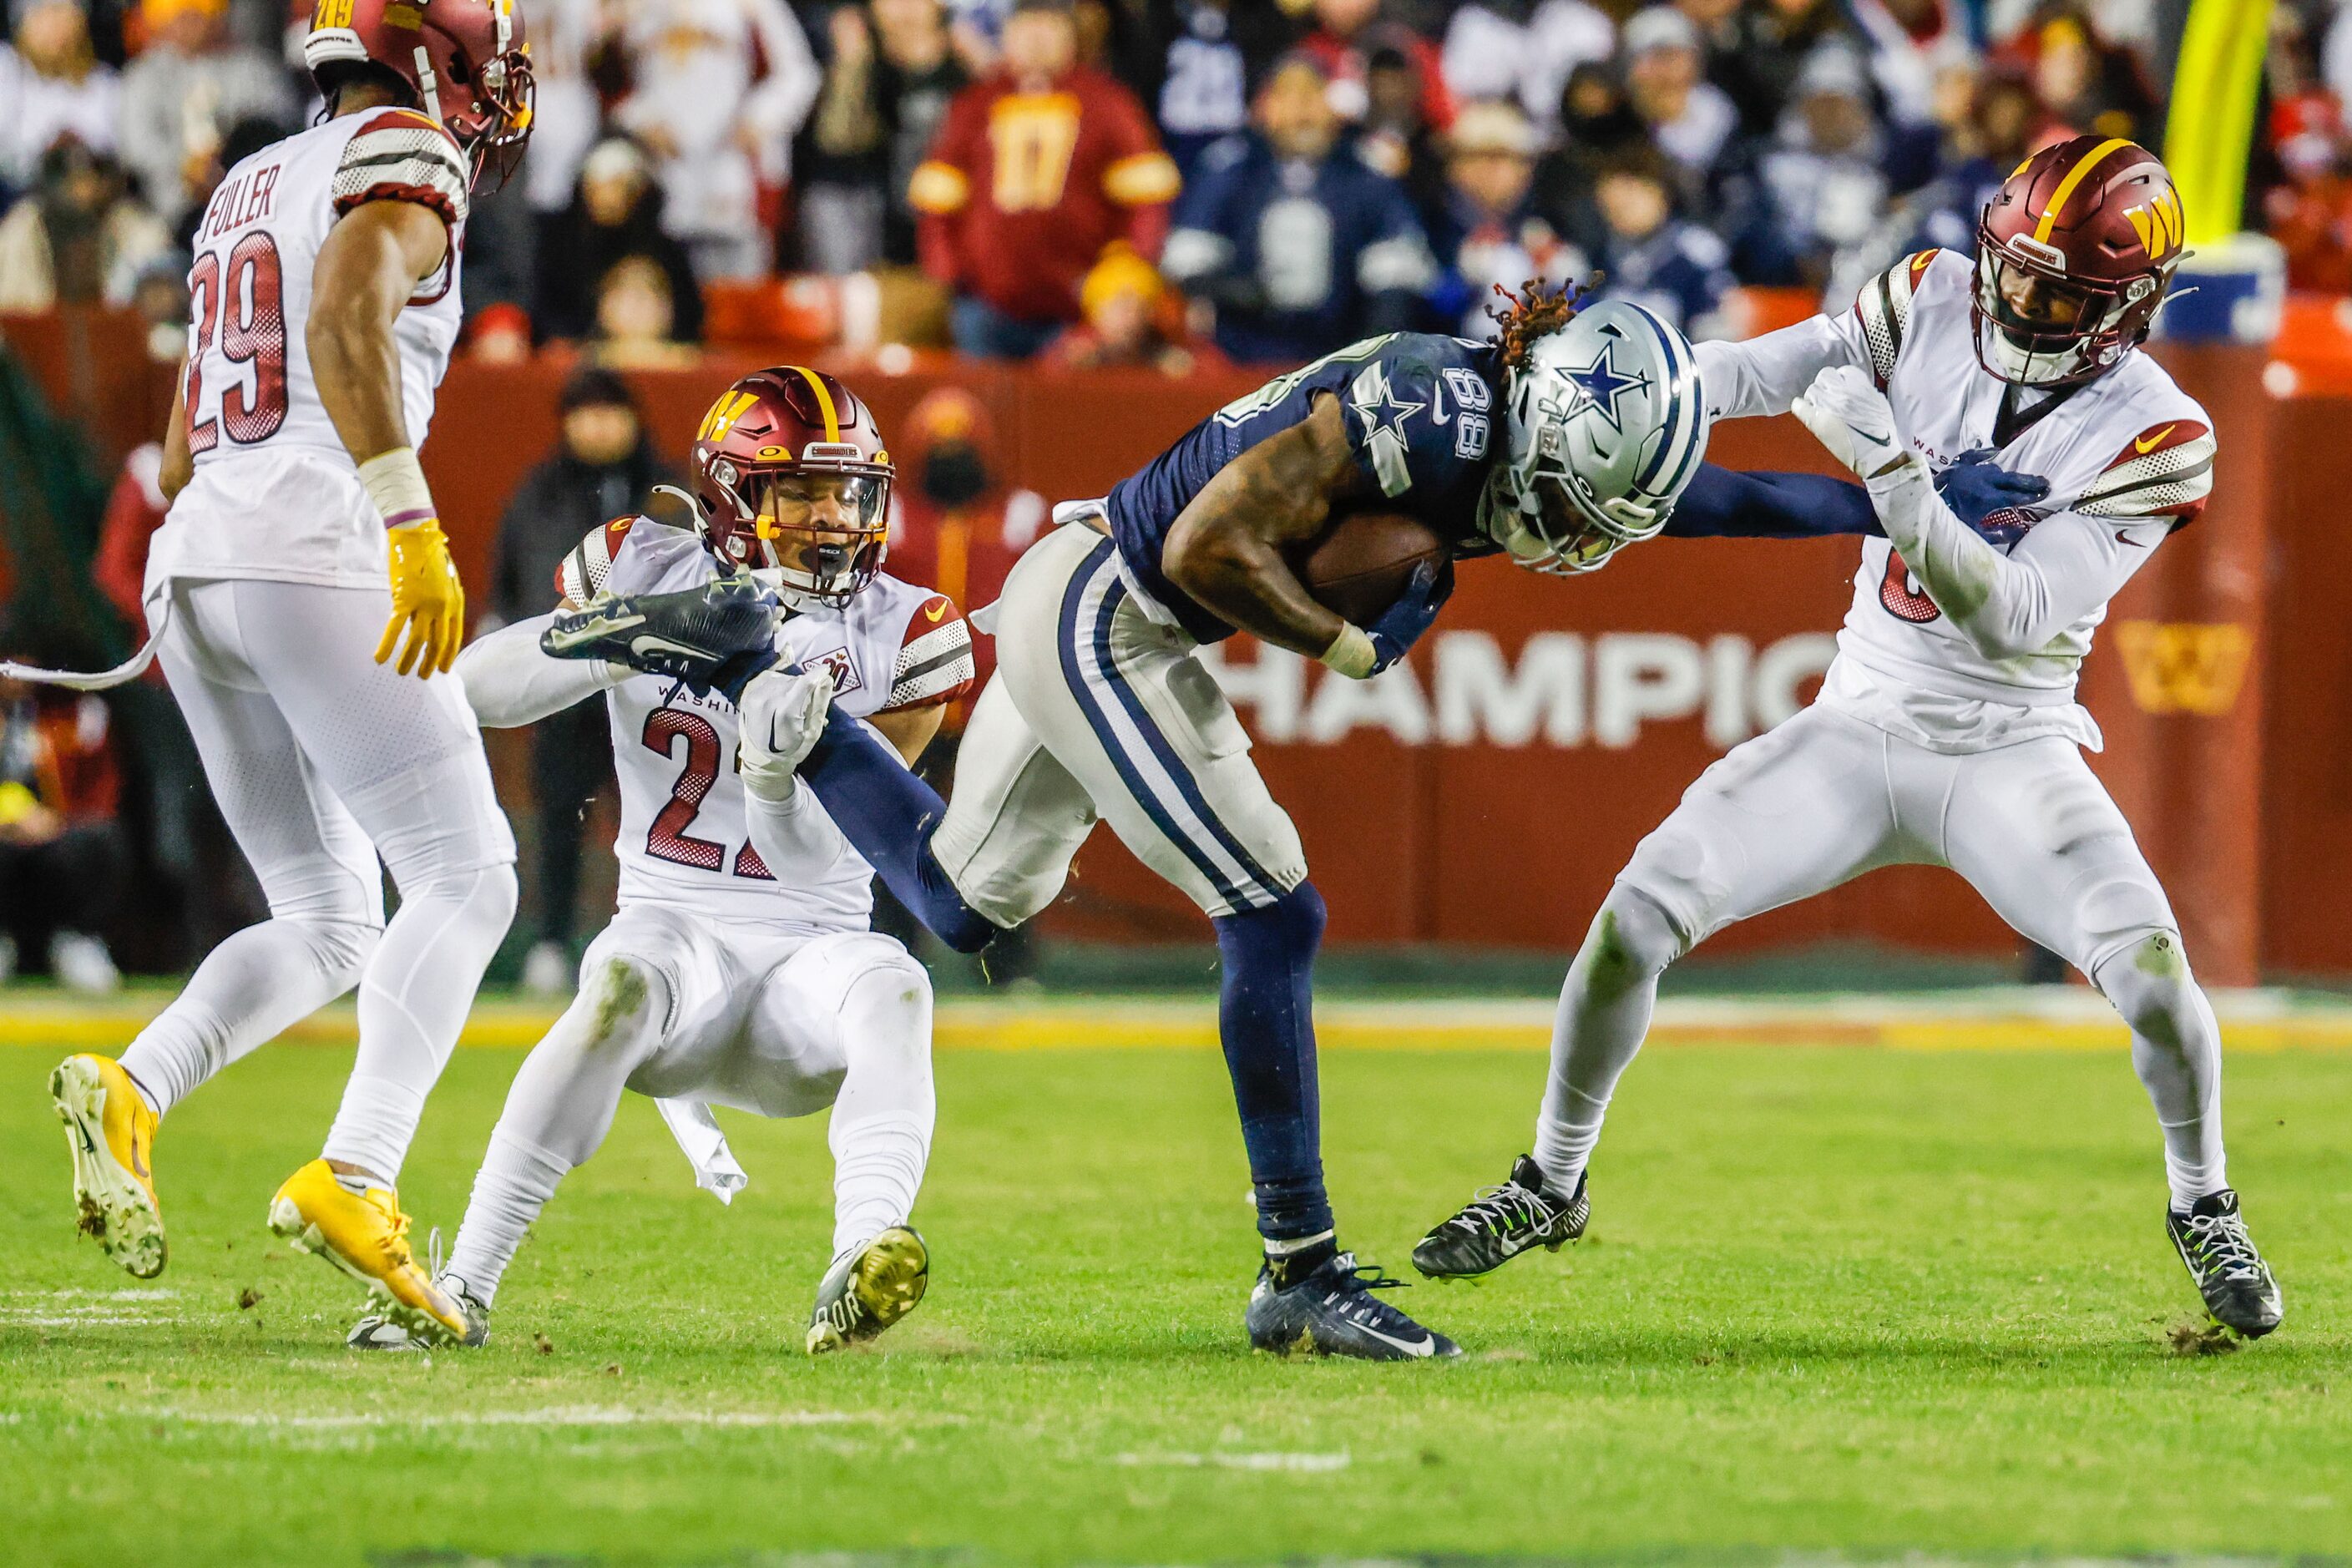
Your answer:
[1793,367,1905,480]
[1288,512,1446,625]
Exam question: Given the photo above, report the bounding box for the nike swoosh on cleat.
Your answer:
[626,635,706,660]
[1353,1322,1439,1358]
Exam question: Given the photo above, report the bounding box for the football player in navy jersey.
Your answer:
[551,284,2047,1360]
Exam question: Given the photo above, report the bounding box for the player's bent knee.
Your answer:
[574,954,669,1051]
[294,916,382,989]
[1577,885,1683,995]
[2095,930,2200,1046]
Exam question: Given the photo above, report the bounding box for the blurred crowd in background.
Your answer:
[4,0,2350,372]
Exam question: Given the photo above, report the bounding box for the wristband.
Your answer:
[357,447,438,530]
[1318,622,1377,680]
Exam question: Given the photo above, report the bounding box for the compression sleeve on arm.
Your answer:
[453,614,625,728]
[1865,458,2165,661]
[798,706,1000,954]
[1695,314,1867,422]
[1663,463,1884,539]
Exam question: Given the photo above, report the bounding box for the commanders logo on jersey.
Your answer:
[804,645,863,697]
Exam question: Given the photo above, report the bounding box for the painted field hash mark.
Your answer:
[1113,1450,1352,1473]
[152,1405,972,1432]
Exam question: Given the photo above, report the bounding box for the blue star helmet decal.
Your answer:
[1560,339,1652,433]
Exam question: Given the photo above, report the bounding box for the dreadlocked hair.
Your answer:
[1487,278,1596,372]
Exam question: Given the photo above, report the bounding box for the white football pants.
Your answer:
[120,577,515,1183]
[931,523,1306,923]
[446,904,935,1305]
[1532,702,2228,1209]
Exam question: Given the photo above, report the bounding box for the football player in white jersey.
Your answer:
[1414,136,2285,1338]
[346,367,978,1353]
[43,0,533,1344]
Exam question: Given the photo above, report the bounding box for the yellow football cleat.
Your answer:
[266,1159,468,1345]
[50,1055,165,1278]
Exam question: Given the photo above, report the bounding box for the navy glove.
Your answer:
[1935,448,2050,548]
[1363,554,1454,675]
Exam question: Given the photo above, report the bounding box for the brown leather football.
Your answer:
[1289,513,1444,625]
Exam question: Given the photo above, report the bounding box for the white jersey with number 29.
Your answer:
[146,108,471,594]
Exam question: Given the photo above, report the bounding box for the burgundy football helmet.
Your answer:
[689,367,893,608]
[303,0,534,183]
[1974,134,2185,387]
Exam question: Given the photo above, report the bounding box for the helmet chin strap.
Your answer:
[412,47,443,123]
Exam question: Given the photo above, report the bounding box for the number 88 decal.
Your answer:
[185,231,290,453]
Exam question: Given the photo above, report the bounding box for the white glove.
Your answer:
[1791,366,1910,482]
[737,665,837,804]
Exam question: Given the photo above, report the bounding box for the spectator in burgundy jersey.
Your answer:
[912,0,1180,358]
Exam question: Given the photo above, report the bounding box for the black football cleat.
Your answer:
[1245,1250,1460,1361]
[542,575,782,697]
[2167,1189,2284,1338]
[1412,1155,1588,1279]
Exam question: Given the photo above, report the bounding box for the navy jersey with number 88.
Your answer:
[1104,332,1504,642]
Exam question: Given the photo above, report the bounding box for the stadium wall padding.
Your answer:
[0,310,2318,979]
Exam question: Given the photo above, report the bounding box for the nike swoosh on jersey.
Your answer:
[2116,529,2150,546]
[2134,423,2176,454]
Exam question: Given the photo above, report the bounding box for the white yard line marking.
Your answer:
[153,1406,964,1431]
[1112,1450,1351,1473]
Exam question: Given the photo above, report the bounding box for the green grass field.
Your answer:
[3,1031,2350,1566]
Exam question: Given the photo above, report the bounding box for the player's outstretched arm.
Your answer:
[1162,395,1363,660]
[738,671,998,954]
[310,198,463,679]
[453,615,628,728]
[1795,367,2172,660]
[1694,316,1865,423]
[1663,464,1884,539]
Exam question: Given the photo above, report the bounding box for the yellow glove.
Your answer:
[375,521,465,677]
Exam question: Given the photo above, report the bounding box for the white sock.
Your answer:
[320,865,515,1180]
[447,1130,570,1307]
[321,1074,426,1186]
[825,961,937,1257]
[119,917,376,1117]
[446,956,670,1304]
[2097,937,2228,1211]
[1531,888,1681,1196]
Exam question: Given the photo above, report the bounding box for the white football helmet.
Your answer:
[1479,299,1712,574]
